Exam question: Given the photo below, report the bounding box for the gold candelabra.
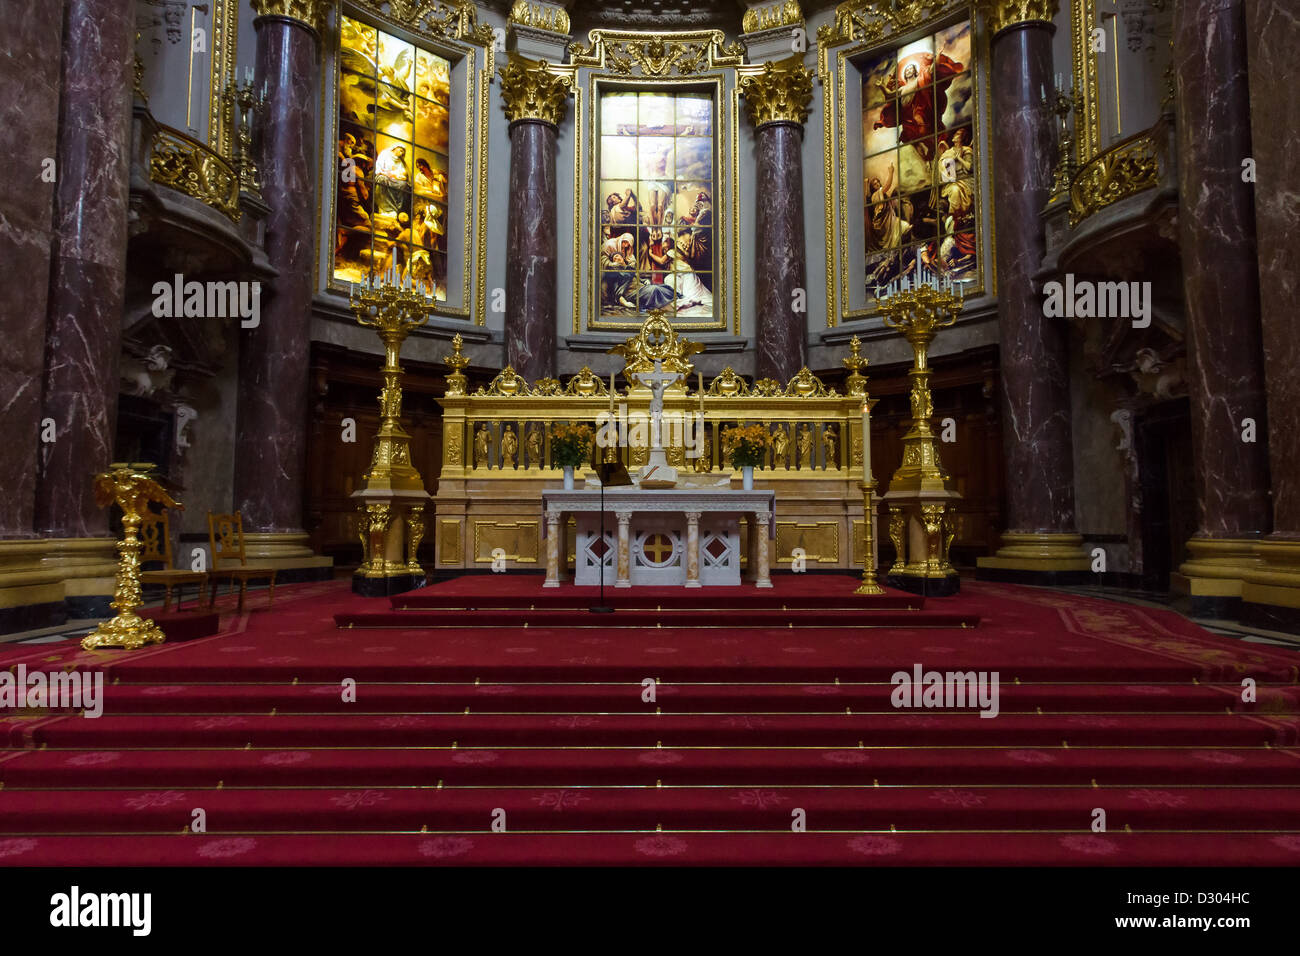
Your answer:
[221,78,266,196]
[1044,85,1077,203]
[82,463,181,651]
[443,333,470,397]
[878,277,963,592]
[349,278,432,494]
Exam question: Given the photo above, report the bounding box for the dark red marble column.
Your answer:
[1247,0,1299,536]
[34,0,135,539]
[0,2,64,538]
[505,119,558,381]
[988,19,1077,536]
[1174,0,1269,540]
[753,121,808,382]
[232,9,322,534]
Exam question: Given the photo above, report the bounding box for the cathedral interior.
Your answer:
[2,0,1298,879]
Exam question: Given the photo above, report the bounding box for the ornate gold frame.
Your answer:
[207,0,240,156]
[817,1,990,328]
[1070,0,1101,165]
[571,30,744,335]
[324,1,495,323]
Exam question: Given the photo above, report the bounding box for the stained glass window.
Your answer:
[334,16,451,300]
[598,90,715,322]
[862,20,976,301]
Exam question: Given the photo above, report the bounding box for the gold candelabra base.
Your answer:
[855,481,885,594]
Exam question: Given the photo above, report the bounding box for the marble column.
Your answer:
[615,510,632,588]
[544,508,561,587]
[0,2,64,540]
[684,510,702,588]
[499,55,571,382]
[741,56,814,382]
[1172,0,1271,605]
[34,0,136,542]
[976,1,1089,579]
[232,1,325,549]
[753,510,772,588]
[1240,0,1296,622]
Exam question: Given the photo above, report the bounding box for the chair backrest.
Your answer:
[139,508,174,568]
[208,511,247,571]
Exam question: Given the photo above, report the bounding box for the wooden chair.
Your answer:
[207,511,276,613]
[139,508,208,612]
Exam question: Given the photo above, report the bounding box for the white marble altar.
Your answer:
[541,488,776,588]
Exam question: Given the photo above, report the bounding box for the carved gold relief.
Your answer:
[569,29,744,77]
[739,55,814,128]
[249,0,332,32]
[978,0,1059,35]
[776,522,839,564]
[439,519,463,564]
[351,0,495,45]
[499,53,573,126]
[473,521,540,563]
[509,0,570,34]
[149,126,241,223]
[1068,127,1162,226]
[743,1,804,34]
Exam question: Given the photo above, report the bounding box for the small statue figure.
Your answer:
[797,424,814,469]
[772,425,789,469]
[500,425,518,469]
[823,425,838,469]
[526,424,543,469]
[474,423,491,468]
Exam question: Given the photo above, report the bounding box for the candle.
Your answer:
[697,372,704,416]
[609,373,615,416]
[245,66,253,85]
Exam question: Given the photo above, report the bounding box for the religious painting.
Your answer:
[861,18,977,301]
[598,90,716,323]
[334,16,450,300]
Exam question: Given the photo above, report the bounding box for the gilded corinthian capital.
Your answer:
[498,54,573,126]
[979,0,1060,36]
[250,0,332,32]
[739,55,814,128]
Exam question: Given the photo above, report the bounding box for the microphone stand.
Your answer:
[590,444,618,615]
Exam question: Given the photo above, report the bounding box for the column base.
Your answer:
[976,533,1091,584]
[0,538,118,633]
[1169,537,1261,617]
[351,571,427,597]
[886,572,961,597]
[238,532,334,582]
[1240,539,1300,631]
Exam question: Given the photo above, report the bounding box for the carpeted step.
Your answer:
[92,680,1300,715]
[392,587,925,611]
[3,785,1299,834]
[6,830,1300,866]
[29,713,1300,749]
[335,608,981,629]
[6,745,1300,788]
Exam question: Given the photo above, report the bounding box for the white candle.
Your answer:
[609,373,615,416]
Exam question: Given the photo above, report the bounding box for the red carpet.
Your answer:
[1,575,1299,866]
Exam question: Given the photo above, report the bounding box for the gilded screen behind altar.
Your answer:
[861,20,976,300]
[334,16,451,300]
[597,90,716,324]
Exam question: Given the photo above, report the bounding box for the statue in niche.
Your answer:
[500,425,518,469]
[797,424,814,469]
[823,425,838,469]
[772,425,789,469]
[526,425,543,470]
[474,424,491,468]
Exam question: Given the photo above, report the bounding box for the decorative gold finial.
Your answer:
[607,312,704,379]
[739,54,814,128]
[842,335,869,398]
[498,53,573,127]
[444,333,470,396]
[82,463,181,651]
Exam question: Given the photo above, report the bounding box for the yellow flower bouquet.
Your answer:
[551,422,595,468]
[723,423,772,469]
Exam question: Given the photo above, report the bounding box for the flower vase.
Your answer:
[742,465,754,490]
[563,466,575,490]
